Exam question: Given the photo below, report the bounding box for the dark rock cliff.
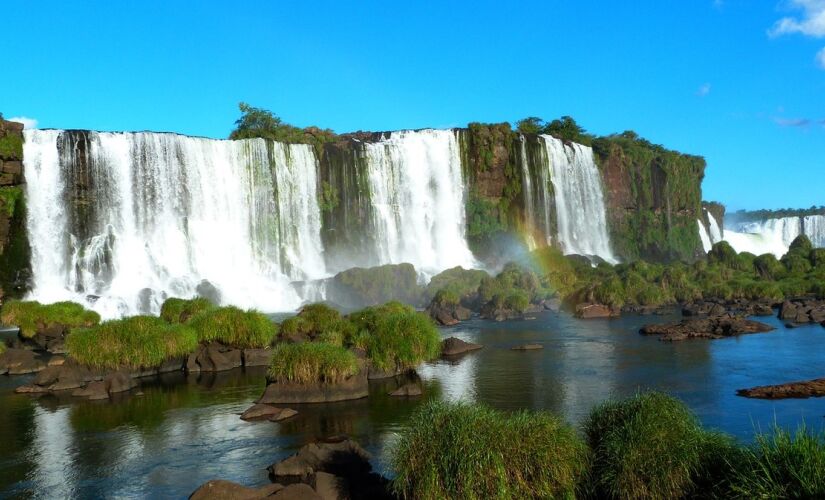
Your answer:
[0,119,30,300]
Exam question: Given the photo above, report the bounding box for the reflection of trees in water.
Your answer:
[0,392,38,494]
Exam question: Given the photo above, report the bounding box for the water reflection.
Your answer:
[1,311,824,498]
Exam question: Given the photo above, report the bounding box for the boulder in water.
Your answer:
[575,303,619,319]
[441,337,482,357]
[258,371,368,404]
[640,317,774,341]
[190,480,284,500]
[0,348,46,375]
[737,378,825,399]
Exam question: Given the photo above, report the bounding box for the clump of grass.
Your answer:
[267,342,359,384]
[66,316,198,370]
[391,400,588,499]
[159,297,212,324]
[0,341,6,355]
[583,391,709,499]
[187,306,276,349]
[0,300,100,338]
[357,305,441,373]
[279,303,357,343]
[730,425,825,498]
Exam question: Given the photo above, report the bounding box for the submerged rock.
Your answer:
[737,378,825,399]
[189,479,284,500]
[575,303,620,319]
[511,343,543,351]
[441,337,482,357]
[241,404,298,422]
[640,317,774,341]
[389,383,422,397]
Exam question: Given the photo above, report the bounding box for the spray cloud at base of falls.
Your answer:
[720,214,825,257]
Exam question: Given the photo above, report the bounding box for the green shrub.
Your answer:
[363,308,441,373]
[583,392,709,499]
[594,276,625,308]
[279,316,313,339]
[431,287,460,307]
[159,297,212,324]
[426,266,488,301]
[0,133,23,160]
[66,316,198,370]
[779,277,811,298]
[504,290,530,312]
[754,253,785,280]
[187,306,276,348]
[730,426,825,498]
[0,300,100,338]
[708,241,738,268]
[810,248,825,268]
[267,342,358,384]
[705,283,734,301]
[789,234,813,255]
[392,401,588,500]
[280,303,358,344]
[782,253,812,275]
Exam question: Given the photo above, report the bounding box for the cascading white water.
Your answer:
[541,135,616,262]
[722,215,825,257]
[519,137,537,250]
[698,220,712,253]
[707,212,723,244]
[23,130,324,318]
[363,129,476,275]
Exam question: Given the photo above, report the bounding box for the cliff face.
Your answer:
[0,119,30,300]
[592,137,706,262]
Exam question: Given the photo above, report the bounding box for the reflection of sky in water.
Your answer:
[2,311,825,497]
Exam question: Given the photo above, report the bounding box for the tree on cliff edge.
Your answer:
[229,103,336,146]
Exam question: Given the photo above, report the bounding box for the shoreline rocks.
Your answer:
[640,317,774,341]
[737,378,825,399]
[779,299,825,327]
[427,302,472,326]
[0,348,46,375]
[241,404,298,422]
[575,303,620,319]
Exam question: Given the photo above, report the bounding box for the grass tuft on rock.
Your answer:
[354,304,441,373]
[391,400,588,500]
[583,391,710,499]
[0,300,100,338]
[267,342,359,384]
[160,297,213,324]
[187,306,276,349]
[66,316,198,370]
[730,425,825,498]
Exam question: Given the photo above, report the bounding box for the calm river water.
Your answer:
[1,311,824,498]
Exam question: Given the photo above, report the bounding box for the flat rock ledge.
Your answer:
[259,371,369,404]
[0,348,47,375]
[737,378,825,399]
[640,317,774,341]
[441,337,482,357]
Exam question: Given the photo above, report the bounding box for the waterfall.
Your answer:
[802,215,825,247]
[519,137,537,250]
[698,220,712,253]
[541,135,616,262]
[23,130,324,318]
[721,215,825,257]
[707,212,723,243]
[362,129,476,275]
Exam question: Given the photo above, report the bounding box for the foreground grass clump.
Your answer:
[267,342,358,384]
[353,303,441,373]
[279,303,356,345]
[66,316,198,370]
[583,391,711,499]
[731,425,825,498]
[187,306,276,349]
[0,300,100,338]
[159,297,212,324]
[392,400,588,500]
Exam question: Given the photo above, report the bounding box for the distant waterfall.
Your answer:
[541,135,616,262]
[722,215,825,257]
[707,212,723,243]
[23,130,323,318]
[363,129,475,274]
[698,210,724,253]
[698,220,712,253]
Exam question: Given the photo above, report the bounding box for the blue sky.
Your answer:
[2,0,824,211]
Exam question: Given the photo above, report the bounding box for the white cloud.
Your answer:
[696,83,712,97]
[769,0,825,37]
[817,46,825,67]
[7,116,38,129]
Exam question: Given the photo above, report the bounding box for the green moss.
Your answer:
[391,400,588,500]
[159,297,213,324]
[267,342,358,384]
[0,133,23,160]
[187,306,277,348]
[0,187,23,218]
[332,263,423,306]
[319,180,339,212]
[0,300,100,338]
[66,316,198,370]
